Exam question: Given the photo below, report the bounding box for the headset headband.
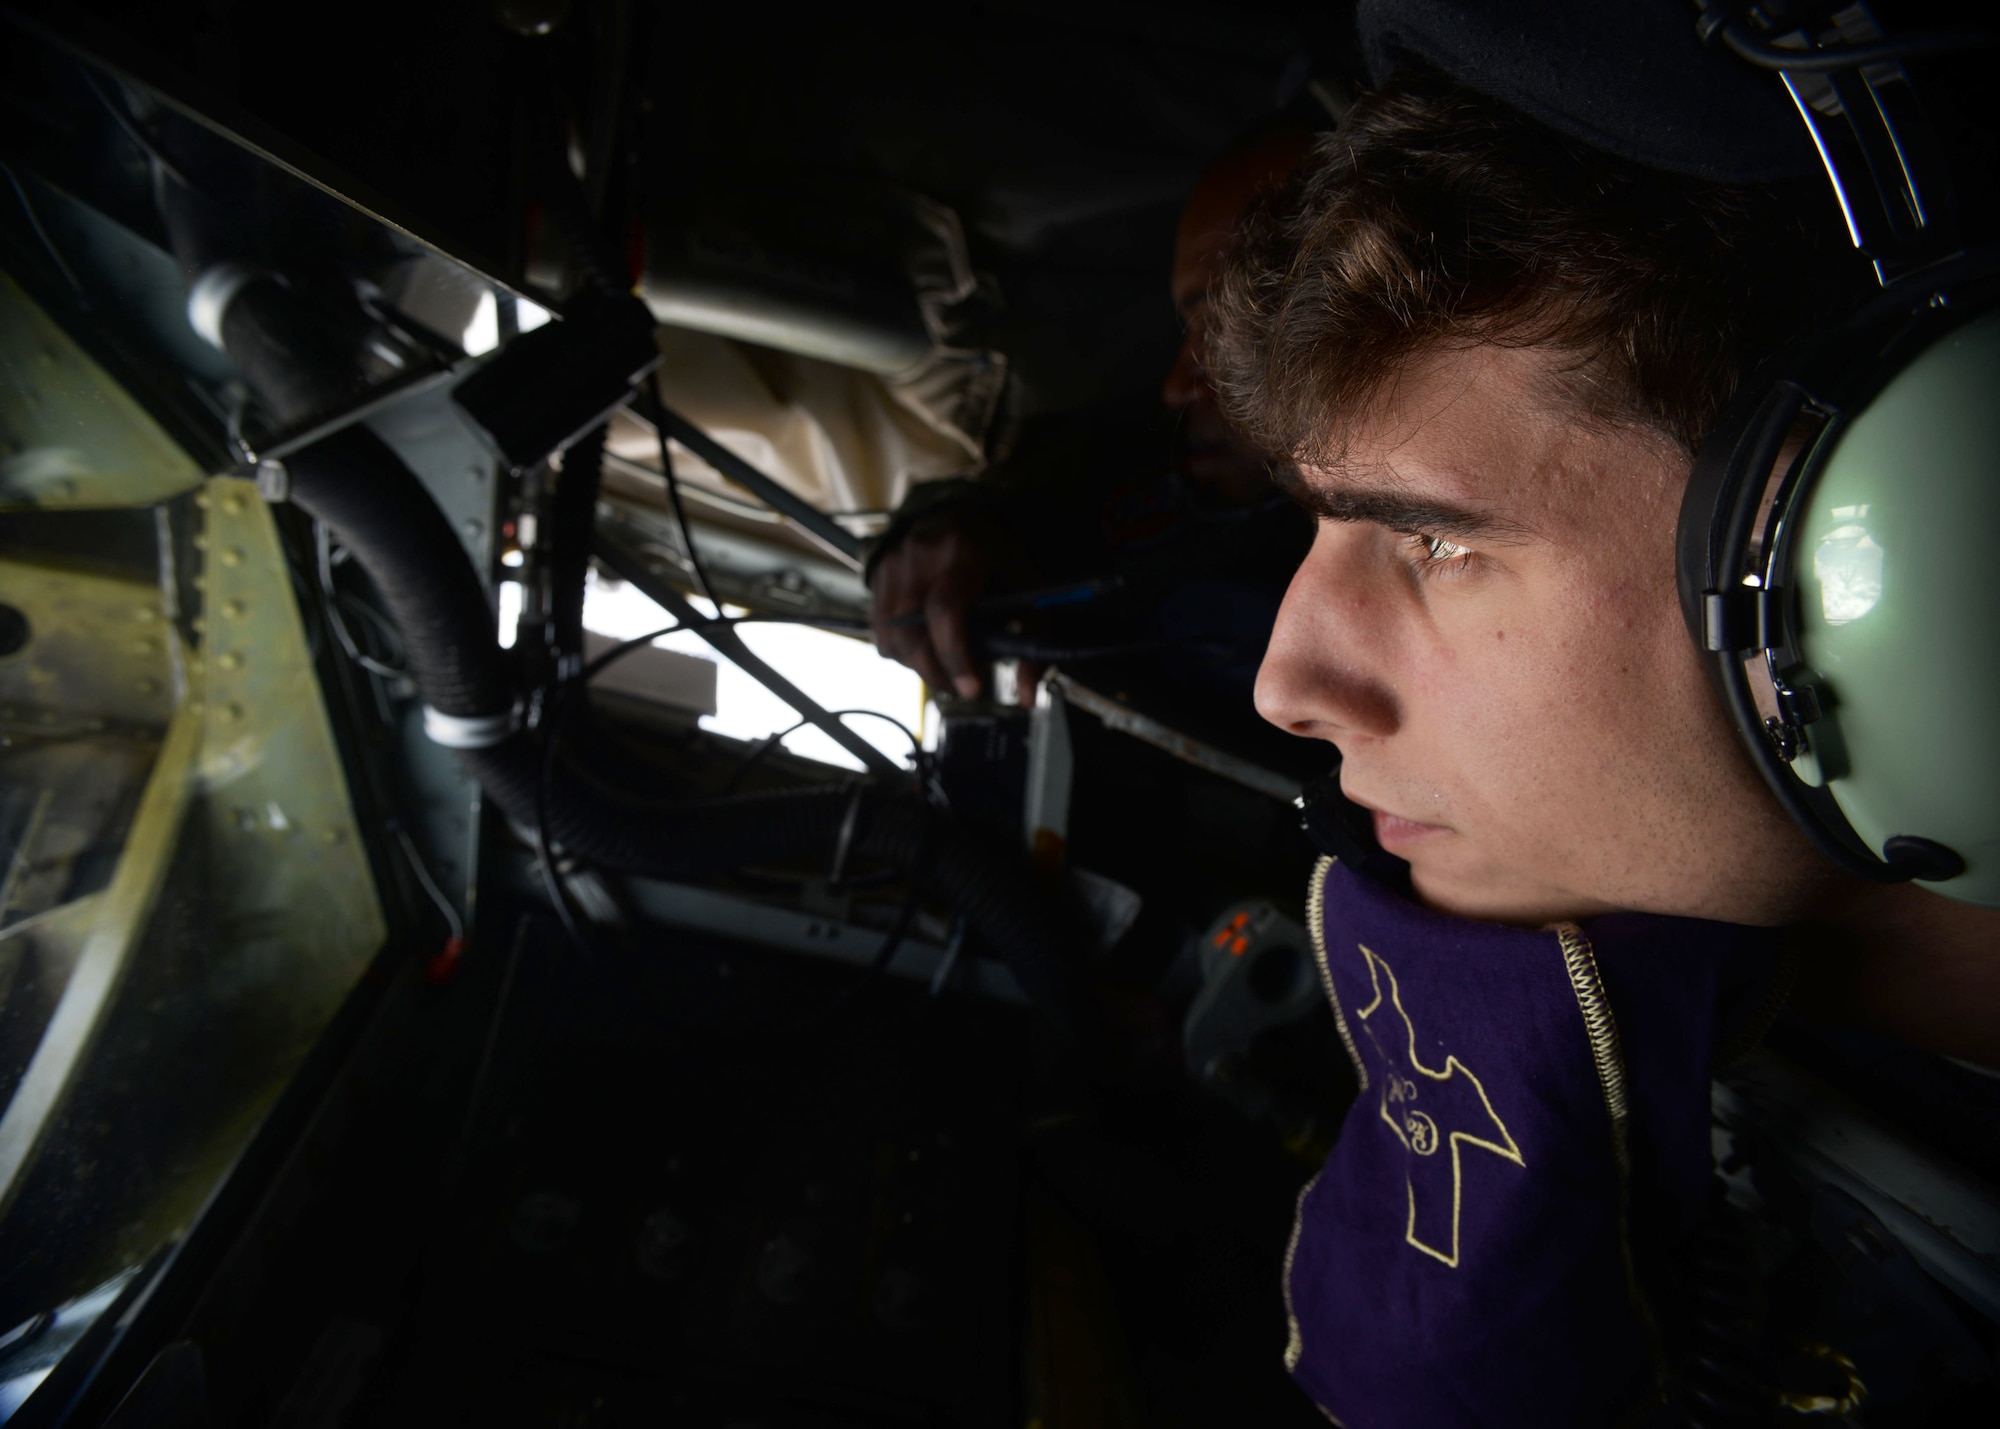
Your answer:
[1694,0,1992,281]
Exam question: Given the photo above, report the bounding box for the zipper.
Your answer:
[1554,923,1667,1395]
[1556,924,1630,1167]
[1284,856,1357,1389]
[1306,855,1368,1092]
[1280,1174,1315,1373]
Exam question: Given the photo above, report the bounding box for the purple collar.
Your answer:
[1284,858,1782,1427]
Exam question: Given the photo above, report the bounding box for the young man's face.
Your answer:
[1256,343,1838,926]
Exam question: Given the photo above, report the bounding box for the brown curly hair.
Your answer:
[1206,68,1864,467]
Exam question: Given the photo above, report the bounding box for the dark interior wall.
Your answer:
[27,0,1356,415]
[27,0,523,273]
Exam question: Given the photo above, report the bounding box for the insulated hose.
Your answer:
[282,426,515,725]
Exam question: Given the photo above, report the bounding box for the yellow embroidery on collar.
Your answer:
[1354,943,1526,1268]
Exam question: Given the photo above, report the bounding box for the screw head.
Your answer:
[1763,717,1800,763]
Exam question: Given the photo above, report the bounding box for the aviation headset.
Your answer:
[1675,1,1998,906]
[1300,1,2000,907]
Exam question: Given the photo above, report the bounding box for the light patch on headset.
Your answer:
[1814,507,1883,626]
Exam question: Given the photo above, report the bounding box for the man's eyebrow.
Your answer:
[1277,470,1526,542]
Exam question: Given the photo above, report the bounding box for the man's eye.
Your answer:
[1413,534,1469,564]
[1399,532,1476,580]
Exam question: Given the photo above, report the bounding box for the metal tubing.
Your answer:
[628,390,863,569]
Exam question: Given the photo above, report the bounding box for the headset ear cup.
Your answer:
[1678,277,2000,898]
[1675,332,1899,884]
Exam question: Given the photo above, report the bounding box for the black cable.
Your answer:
[597,528,899,774]
[535,620,699,953]
[757,854,929,1039]
[535,677,595,956]
[332,592,408,669]
[1712,19,1994,71]
[724,708,921,796]
[531,617,936,1044]
[650,382,718,607]
[533,619,919,956]
[316,523,404,678]
[547,424,607,669]
[602,450,786,524]
[528,84,628,301]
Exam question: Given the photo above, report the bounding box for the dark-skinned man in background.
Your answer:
[866,124,1314,714]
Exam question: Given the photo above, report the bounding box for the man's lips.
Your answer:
[1364,806,1449,853]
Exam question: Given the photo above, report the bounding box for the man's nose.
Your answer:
[1161,333,1203,410]
[1254,538,1400,741]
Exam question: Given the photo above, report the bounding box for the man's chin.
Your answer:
[1405,860,1619,930]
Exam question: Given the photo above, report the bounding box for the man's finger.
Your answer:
[868,552,944,688]
[1015,659,1044,708]
[875,606,950,692]
[927,595,981,700]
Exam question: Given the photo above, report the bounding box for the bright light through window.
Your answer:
[462,290,497,356]
[517,297,553,332]
[582,570,932,771]
[463,291,553,357]
[496,578,521,648]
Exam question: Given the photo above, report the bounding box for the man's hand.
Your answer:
[868,509,999,700]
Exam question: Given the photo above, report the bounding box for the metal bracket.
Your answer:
[1702,586,1787,652]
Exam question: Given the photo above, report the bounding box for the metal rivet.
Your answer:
[221,494,247,515]
[131,637,158,654]
[224,599,247,619]
[223,703,244,721]
[220,548,244,567]
[194,492,212,510]
[135,678,159,694]
[218,652,242,670]
[323,828,346,846]
[132,605,156,622]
